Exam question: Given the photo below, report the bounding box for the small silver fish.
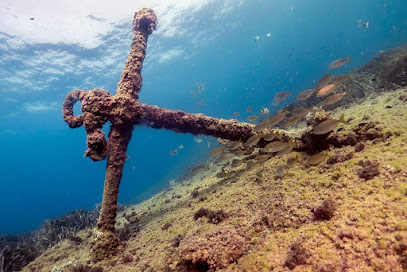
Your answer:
[231,159,244,167]
[246,134,262,147]
[194,136,203,143]
[254,120,270,132]
[219,153,235,161]
[313,114,347,135]
[269,111,289,126]
[357,19,370,29]
[330,74,352,85]
[247,115,259,123]
[287,154,300,167]
[246,160,256,171]
[263,132,276,141]
[306,152,328,165]
[276,166,284,177]
[291,107,309,117]
[264,140,293,153]
[284,115,303,128]
[228,141,241,151]
[254,154,270,162]
[210,147,225,158]
[276,144,293,157]
[297,89,315,101]
[328,57,351,69]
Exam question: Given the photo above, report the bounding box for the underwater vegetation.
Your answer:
[0,209,100,272]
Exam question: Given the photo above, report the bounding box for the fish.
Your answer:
[316,74,333,90]
[194,136,203,143]
[269,111,289,126]
[231,159,244,167]
[208,162,214,170]
[297,89,315,101]
[313,114,348,135]
[228,141,241,151]
[316,84,338,97]
[330,74,352,85]
[192,166,205,175]
[276,144,293,157]
[254,120,270,132]
[264,140,294,153]
[291,107,309,117]
[234,149,246,156]
[357,19,370,29]
[254,35,260,41]
[255,154,270,162]
[266,33,271,37]
[210,147,225,158]
[284,115,303,128]
[263,132,276,141]
[287,155,300,167]
[328,57,351,69]
[226,171,237,178]
[246,134,262,147]
[247,115,259,123]
[169,149,178,156]
[272,91,291,105]
[233,112,240,118]
[246,160,256,171]
[323,92,347,107]
[178,145,184,149]
[246,106,253,112]
[219,153,235,161]
[306,152,328,165]
[256,171,263,178]
[216,170,227,178]
[261,106,269,115]
[169,179,176,186]
[276,166,284,177]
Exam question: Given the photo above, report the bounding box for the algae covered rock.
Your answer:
[178,225,250,269]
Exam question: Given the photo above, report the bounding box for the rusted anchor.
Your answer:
[62,8,292,260]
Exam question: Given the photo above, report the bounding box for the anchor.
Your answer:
[62,8,296,260]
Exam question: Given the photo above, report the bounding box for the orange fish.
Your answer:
[323,92,347,107]
[316,74,333,90]
[297,89,314,101]
[316,84,338,97]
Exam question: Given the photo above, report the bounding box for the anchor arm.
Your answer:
[139,104,257,142]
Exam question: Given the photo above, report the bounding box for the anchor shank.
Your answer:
[117,8,157,99]
[139,104,256,142]
[97,124,133,232]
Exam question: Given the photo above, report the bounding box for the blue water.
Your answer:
[0,0,406,234]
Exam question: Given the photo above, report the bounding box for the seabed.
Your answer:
[10,46,407,271]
